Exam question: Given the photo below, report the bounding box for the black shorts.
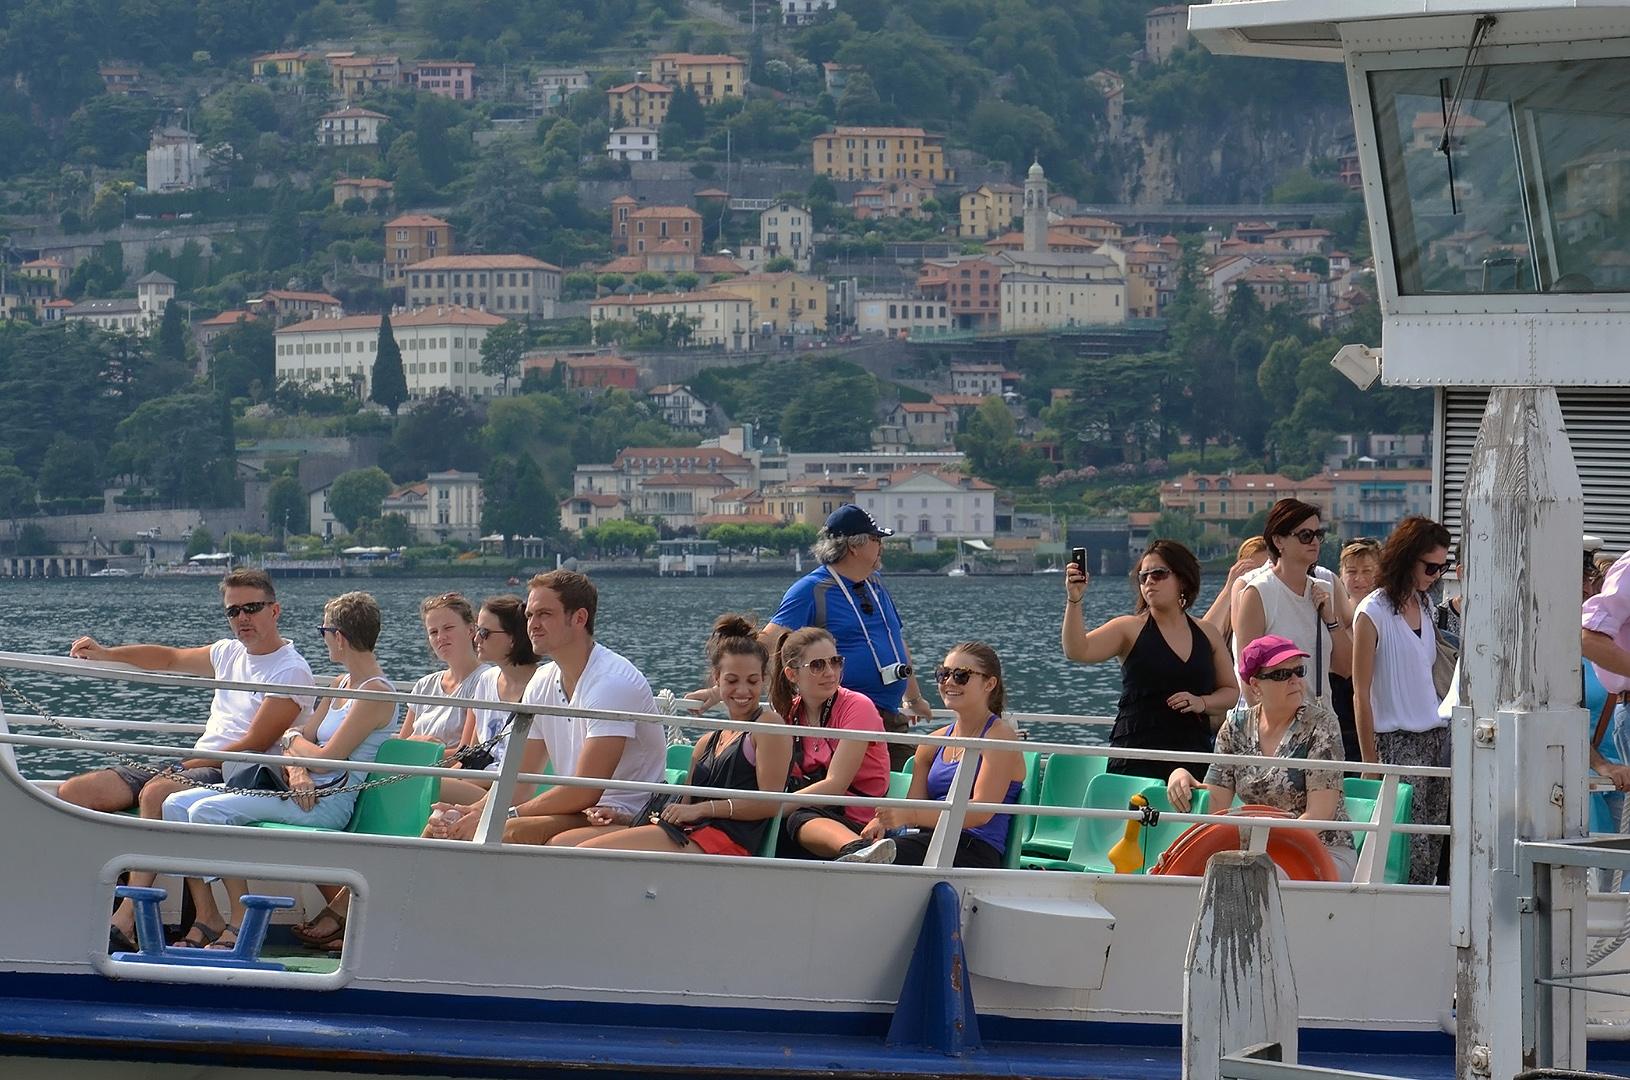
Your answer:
[109,763,223,804]
[781,804,862,859]
[891,828,1003,869]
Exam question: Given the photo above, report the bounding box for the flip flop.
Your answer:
[108,927,136,953]
[293,906,346,949]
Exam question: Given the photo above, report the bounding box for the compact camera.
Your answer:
[879,662,912,685]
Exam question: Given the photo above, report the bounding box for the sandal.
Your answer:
[108,927,137,953]
[291,905,346,948]
[205,923,240,951]
[172,923,223,949]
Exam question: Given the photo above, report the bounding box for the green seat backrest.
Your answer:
[1072,772,1177,873]
[999,751,1040,870]
[1139,782,1207,866]
[901,754,914,775]
[1343,776,1415,884]
[887,770,912,799]
[757,809,782,857]
[348,738,443,837]
[667,743,694,773]
[666,768,687,785]
[1023,751,1108,853]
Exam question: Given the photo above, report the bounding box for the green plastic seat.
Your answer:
[666,768,687,785]
[1343,776,1415,884]
[255,738,443,836]
[887,770,912,799]
[1022,773,1204,873]
[756,810,782,857]
[901,755,914,775]
[667,743,694,773]
[999,751,1041,870]
[1021,751,1108,859]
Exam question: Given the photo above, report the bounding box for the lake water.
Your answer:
[0,568,1227,779]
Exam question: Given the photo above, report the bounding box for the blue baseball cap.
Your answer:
[825,504,893,537]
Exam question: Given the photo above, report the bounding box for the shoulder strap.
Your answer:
[1594,691,1623,750]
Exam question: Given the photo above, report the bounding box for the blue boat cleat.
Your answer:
[111,886,291,970]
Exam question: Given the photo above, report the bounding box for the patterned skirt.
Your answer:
[1375,726,1450,885]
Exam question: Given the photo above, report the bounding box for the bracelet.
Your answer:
[1067,597,1081,605]
[1324,620,1340,631]
[725,799,734,819]
[506,805,519,819]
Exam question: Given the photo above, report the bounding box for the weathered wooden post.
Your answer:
[1456,389,1587,1076]
[1182,851,1297,1080]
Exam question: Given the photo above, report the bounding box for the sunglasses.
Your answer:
[1137,566,1173,584]
[1288,528,1327,545]
[934,666,987,685]
[474,626,509,640]
[1256,665,1307,682]
[225,601,272,619]
[316,625,344,637]
[796,656,844,674]
[1420,560,1448,577]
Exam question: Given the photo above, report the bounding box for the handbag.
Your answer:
[1430,600,1459,702]
[223,760,289,793]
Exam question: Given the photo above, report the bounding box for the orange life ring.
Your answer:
[1147,804,1342,881]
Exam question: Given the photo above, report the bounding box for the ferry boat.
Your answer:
[0,650,1488,1079]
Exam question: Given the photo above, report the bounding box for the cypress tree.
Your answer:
[371,311,407,416]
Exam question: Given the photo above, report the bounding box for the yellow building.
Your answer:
[959,183,1022,238]
[651,53,746,104]
[706,271,827,333]
[752,480,856,526]
[607,82,673,128]
[813,126,952,182]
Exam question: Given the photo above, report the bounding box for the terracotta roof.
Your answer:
[898,402,948,414]
[273,307,509,334]
[819,126,933,138]
[560,355,638,369]
[336,177,394,189]
[407,254,562,271]
[559,492,622,508]
[851,467,994,491]
[385,214,451,228]
[199,310,257,327]
[693,188,730,198]
[20,258,67,269]
[931,394,986,407]
[654,52,743,64]
[608,82,672,94]
[627,205,701,219]
[695,255,746,274]
[639,472,737,489]
[261,289,341,304]
[592,291,750,307]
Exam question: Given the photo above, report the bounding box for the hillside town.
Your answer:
[0,0,1433,573]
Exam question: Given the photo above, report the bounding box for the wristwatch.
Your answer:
[507,806,520,819]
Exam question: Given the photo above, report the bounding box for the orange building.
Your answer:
[609,198,703,255]
[384,214,453,285]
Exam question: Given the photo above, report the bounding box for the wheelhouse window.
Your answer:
[1371,55,1630,295]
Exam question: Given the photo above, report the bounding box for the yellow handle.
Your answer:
[1108,793,1148,874]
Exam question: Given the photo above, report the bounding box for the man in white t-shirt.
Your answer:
[58,568,316,948]
[429,570,663,846]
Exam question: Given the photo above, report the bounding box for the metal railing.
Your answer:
[0,650,1450,881]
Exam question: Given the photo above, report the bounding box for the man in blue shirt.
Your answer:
[760,505,932,769]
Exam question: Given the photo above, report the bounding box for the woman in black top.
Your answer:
[556,614,793,856]
[1062,540,1238,781]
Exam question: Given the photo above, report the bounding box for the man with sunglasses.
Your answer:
[761,504,932,770]
[58,568,315,949]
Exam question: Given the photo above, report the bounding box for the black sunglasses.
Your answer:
[796,656,844,674]
[1289,528,1327,545]
[316,625,344,637]
[934,666,987,685]
[1420,560,1448,577]
[1137,566,1173,584]
[474,626,509,640]
[225,601,272,619]
[1257,665,1307,682]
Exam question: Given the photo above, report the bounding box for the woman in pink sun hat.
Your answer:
[1166,633,1356,881]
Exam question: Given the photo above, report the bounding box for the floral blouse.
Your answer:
[1204,701,1352,850]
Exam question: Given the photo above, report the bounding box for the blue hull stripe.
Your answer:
[0,972,1481,1078]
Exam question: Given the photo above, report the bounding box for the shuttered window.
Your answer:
[1437,388,1630,554]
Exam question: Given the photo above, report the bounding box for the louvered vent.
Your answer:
[1437,388,1630,556]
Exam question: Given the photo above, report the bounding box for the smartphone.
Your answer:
[1071,547,1087,573]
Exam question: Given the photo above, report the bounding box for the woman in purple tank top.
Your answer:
[840,642,1026,867]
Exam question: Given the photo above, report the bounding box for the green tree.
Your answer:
[482,452,558,539]
[268,473,310,536]
[327,467,394,532]
[583,517,657,556]
[0,459,36,523]
[765,255,797,272]
[212,316,276,400]
[185,525,215,558]
[478,320,528,396]
[779,370,878,452]
[1148,510,1200,546]
[36,435,101,499]
[385,132,434,207]
[112,389,238,506]
[260,186,300,273]
[672,271,700,291]
[156,301,187,370]
[371,312,408,416]
[17,523,54,555]
[379,390,487,481]
[666,84,706,138]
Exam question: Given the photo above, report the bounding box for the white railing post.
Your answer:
[1355,773,1401,885]
[924,748,980,869]
[473,714,534,847]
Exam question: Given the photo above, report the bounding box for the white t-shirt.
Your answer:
[522,643,663,816]
[194,638,316,754]
[466,664,523,771]
[1355,590,1444,734]
[407,665,492,748]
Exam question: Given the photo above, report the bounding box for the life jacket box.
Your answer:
[962,892,1115,990]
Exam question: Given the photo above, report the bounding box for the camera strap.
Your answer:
[826,566,904,671]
